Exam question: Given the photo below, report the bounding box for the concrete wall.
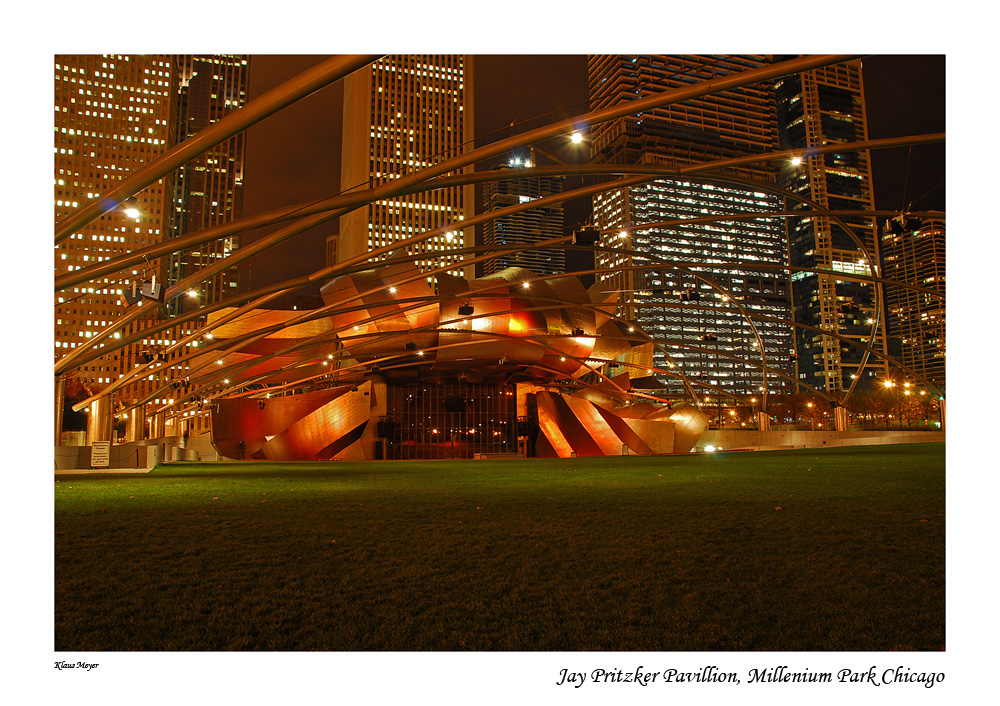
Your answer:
[54,435,222,471]
[695,429,945,452]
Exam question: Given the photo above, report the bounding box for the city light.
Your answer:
[570,132,584,144]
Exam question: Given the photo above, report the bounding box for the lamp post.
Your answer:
[882,379,897,428]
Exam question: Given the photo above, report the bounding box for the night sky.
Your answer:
[240,55,945,299]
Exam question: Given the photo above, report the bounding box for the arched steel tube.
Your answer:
[54,172,652,375]
[55,128,938,294]
[59,142,943,418]
[54,132,941,380]
[54,54,380,244]
[55,54,864,294]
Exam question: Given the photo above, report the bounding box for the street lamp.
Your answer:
[882,379,903,427]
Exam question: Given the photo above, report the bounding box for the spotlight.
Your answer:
[258,400,266,410]
[121,281,141,307]
[141,275,165,303]
[458,303,474,316]
[405,342,417,351]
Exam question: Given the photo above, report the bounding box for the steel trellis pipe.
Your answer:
[56,55,862,292]
[54,54,380,244]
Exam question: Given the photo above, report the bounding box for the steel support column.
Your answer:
[55,376,65,446]
[835,406,849,432]
[87,397,113,444]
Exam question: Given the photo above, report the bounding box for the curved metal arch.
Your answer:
[585,166,894,404]
[55,131,940,295]
[56,54,854,289]
[54,132,943,377]
[54,171,652,376]
[54,55,381,244]
[74,214,937,417]
[60,149,944,427]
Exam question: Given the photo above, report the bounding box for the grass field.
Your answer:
[54,443,944,651]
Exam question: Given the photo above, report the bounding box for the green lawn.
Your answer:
[54,443,944,651]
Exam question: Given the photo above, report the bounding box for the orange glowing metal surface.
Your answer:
[205,259,712,459]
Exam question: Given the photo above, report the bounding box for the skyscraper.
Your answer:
[775,59,889,393]
[338,55,474,279]
[54,54,176,389]
[125,55,249,438]
[880,217,945,390]
[54,54,249,440]
[482,149,566,277]
[588,55,794,397]
[166,55,248,310]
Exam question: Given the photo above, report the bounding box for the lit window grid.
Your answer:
[880,221,946,389]
[167,55,249,315]
[594,178,793,394]
[778,62,887,392]
[54,54,249,394]
[342,55,471,276]
[54,54,175,386]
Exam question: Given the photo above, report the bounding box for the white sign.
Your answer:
[91,441,111,468]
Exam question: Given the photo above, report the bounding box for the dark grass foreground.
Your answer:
[54,443,944,651]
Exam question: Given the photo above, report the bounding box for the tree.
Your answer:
[61,377,90,432]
